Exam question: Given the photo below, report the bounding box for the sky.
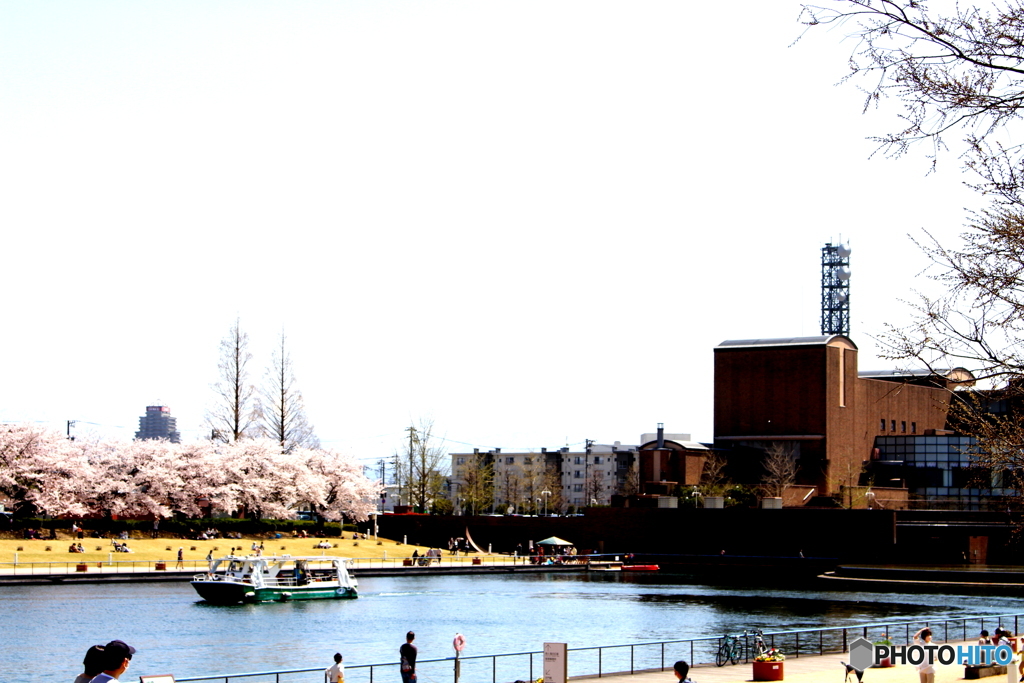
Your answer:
[0,1,981,466]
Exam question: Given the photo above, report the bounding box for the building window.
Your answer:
[456,457,465,465]
[574,470,583,478]
[594,457,602,464]
[901,421,906,433]
[524,457,532,464]
[880,419,886,431]
[573,484,583,492]
[574,456,582,465]
[891,420,897,432]
[506,457,514,464]
[911,422,917,434]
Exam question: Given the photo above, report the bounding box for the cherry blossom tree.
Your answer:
[0,424,376,521]
[0,423,92,517]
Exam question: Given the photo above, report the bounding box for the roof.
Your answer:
[859,368,976,384]
[716,335,857,350]
[537,536,574,546]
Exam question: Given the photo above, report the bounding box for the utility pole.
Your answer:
[66,420,76,441]
[406,426,418,510]
[585,439,594,507]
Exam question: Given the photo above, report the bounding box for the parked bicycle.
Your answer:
[716,629,768,666]
[716,633,741,667]
[750,628,769,657]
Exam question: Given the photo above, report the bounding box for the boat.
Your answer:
[622,564,660,571]
[191,555,358,604]
[589,561,623,572]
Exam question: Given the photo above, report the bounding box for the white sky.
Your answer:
[0,1,979,465]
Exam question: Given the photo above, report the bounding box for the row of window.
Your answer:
[877,436,976,446]
[880,419,917,434]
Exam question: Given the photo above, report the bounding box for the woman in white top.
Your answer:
[913,628,935,683]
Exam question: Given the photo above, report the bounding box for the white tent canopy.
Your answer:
[537,536,574,546]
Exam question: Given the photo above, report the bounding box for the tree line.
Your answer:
[0,423,378,521]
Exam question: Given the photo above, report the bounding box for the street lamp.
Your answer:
[541,490,551,516]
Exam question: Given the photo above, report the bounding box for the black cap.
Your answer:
[103,640,136,667]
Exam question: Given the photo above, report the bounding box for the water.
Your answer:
[6,571,1024,681]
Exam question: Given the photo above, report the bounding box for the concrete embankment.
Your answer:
[0,560,584,586]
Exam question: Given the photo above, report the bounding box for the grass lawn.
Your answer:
[0,534,440,565]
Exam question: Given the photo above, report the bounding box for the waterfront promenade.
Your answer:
[590,640,1011,683]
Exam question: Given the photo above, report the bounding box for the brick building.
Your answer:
[713,335,969,497]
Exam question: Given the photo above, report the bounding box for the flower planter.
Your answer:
[752,661,783,681]
[472,558,482,565]
[155,562,166,571]
[76,563,88,572]
[402,559,413,566]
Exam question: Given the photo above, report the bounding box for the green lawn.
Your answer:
[0,534,433,565]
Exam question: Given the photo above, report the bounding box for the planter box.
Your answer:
[704,496,725,509]
[402,559,413,566]
[472,558,482,565]
[752,661,783,681]
[964,665,1006,679]
[154,562,166,571]
[76,563,88,572]
[874,657,893,668]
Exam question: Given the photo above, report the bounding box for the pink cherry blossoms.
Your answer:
[0,424,379,521]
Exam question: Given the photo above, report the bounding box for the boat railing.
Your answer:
[172,611,1024,683]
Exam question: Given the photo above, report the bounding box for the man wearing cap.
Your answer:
[89,640,136,682]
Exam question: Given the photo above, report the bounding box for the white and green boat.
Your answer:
[191,555,358,604]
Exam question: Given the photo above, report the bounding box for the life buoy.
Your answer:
[453,633,466,653]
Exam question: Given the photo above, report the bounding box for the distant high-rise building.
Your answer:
[135,405,181,443]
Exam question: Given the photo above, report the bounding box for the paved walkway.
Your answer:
[588,641,1020,683]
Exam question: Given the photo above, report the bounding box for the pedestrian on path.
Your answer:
[913,628,935,683]
[176,548,184,569]
[327,653,345,683]
[400,631,417,683]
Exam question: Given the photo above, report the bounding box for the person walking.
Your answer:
[400,631,417,683]
[176,548,184,569]
[913,628,935,683]
[327,653,345,683]
[672,660,693,683]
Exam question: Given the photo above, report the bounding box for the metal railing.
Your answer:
[174,612,1024,683]
[0,553,599,576]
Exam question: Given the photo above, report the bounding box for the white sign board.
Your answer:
[543,642,567,683]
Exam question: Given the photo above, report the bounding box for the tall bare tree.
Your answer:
[403,420,449,511]
[804,1,1024,502]
[206,318,258,442]
[458,452,494,516]
[258,331,318,453]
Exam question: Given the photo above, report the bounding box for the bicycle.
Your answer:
[750,629,769,658]
[716,629,768,666]
[716,633,741,666]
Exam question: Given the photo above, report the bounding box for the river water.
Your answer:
[7,571,1024,681]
